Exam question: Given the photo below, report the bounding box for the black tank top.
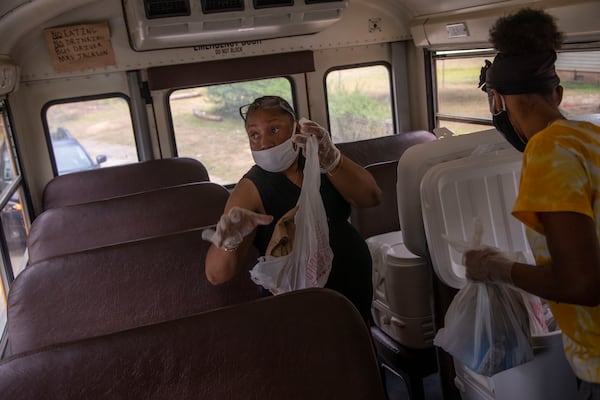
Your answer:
[243,165,373,321]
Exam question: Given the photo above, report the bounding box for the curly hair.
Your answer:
[489,8,563,55]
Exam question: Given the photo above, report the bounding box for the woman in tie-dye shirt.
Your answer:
[464,8,600,399]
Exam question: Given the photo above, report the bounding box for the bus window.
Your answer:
[557,50,600,124]
[434,51,493,135]
[1,190,27,275]
[0,272,5,346]
[325,64,394,143]
[434,49,600,135]
[0,103,28,339]
[45,97,137,176]
[170,78,294,185]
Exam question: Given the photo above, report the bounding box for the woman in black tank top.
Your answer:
[204,96,382,322]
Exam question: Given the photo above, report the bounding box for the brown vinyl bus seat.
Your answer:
[8,228,261,354]
[42,157,210,211]
[356,164,441,396]
[27,182,228,264]
[340,132,440,400]
[351,160,401,239]
[338,132,437,239]
[0,289,386,400]
[336,131,436,168]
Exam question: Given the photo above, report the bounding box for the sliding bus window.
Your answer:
[0,187,28,279]
[325,64,394,143]
[557,50,600,125]
[169,78,294,185]
[433,49,600,135]
[44,96,137,176]
[433,50,493,135]
[0,103,28,344]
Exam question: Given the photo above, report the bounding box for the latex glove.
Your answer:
[463,247,514,283]
[292,117,341,173]
[202,207,273,251]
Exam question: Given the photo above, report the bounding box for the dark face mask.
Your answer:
[490,95,527,152]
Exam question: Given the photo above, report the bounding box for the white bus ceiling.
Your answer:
[1,1,599,79]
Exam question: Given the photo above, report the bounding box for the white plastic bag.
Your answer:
[434,281,534,376]
[436,218,537,376]
[249,135,334,294]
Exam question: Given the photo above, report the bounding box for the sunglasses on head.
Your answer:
[239,96,296,122]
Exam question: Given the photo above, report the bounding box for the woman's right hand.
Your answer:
[202,206,273,250]
[463,247,514,283]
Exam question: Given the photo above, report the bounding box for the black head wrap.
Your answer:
[478,51,560,94]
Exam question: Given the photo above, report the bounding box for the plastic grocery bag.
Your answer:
[436,217,536,377]
[434,281,534,376]
[249,135,333,294]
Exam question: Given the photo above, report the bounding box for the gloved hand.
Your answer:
[292,117,341,173]
[202,207,273,251]
[463,247,514,283]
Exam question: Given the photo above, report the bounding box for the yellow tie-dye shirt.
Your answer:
[512,119,600,383]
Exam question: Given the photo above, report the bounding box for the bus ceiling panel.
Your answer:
[0,0,27,17]
[394,0,505,18]
[0,0,98,55]
[407,0,600,50]
[11,0,413,81]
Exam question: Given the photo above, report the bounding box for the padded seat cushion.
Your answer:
[28,182,229,264]
[1,289,386,400]
[9,229,262,354]
[42,157,209,210]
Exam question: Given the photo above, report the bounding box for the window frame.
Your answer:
[323,61,396,141]
[430,45,600,133]
[0,100,27,358]
[430,48,496,133]
[167,76,298,187]
[41,93,139,177]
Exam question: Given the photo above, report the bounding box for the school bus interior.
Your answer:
[0,0,599,399]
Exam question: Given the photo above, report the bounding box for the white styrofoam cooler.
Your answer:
[454,330,576,400]
[411,138,577,399]
[420,148,531,290]
[397,129,511,258]
[367,231,434,349]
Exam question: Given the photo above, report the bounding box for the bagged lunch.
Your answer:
[249,135,334,294]
[434,281,534,376]
[435,219,538,376]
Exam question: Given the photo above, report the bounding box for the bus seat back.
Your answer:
[337,130,436,168]
[42,157,210,211]
[28,182,228,264]
[1,289,386,400]
[8,228,261,354]
[351,160,401,239]
[339,131,437,238]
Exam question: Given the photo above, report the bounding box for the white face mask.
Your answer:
[251,136,299,172]
[250,122,298,172]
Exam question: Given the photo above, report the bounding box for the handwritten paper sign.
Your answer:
[44,22,116,72]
